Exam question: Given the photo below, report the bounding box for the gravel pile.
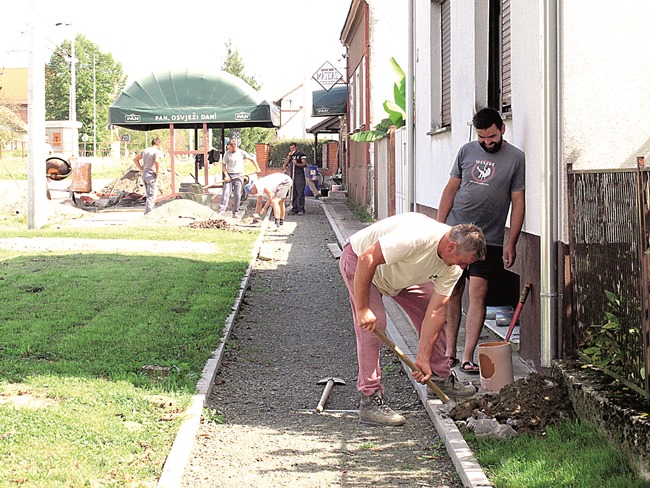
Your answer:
[98,168,175,198]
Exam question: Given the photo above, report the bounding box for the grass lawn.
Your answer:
[0,226,257,486]
[467,420,650,487]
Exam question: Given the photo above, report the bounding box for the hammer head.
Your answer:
[317,377,345,385]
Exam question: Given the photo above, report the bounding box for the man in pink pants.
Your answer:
[340,213,485,426]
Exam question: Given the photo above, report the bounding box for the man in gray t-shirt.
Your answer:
[437,108,525,374]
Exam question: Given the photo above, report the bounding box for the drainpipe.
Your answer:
[540,0,559,368]
[406,0,415,211]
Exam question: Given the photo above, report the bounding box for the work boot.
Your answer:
[359,390,406,426]
[427,371,477,400]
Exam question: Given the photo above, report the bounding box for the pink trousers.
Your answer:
[339,244,450,396]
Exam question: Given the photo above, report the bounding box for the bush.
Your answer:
[268,139,329,168]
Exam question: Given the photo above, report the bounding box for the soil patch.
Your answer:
[449,373,575,436]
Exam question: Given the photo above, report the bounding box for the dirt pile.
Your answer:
[98,167,175,198]
[136,199,223,227]
[0,194,87,224]
[449,373,575,436]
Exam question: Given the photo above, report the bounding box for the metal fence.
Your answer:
[567,165,650,396]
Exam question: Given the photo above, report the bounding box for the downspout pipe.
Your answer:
[540,0,559,368]
[406,0,415,211]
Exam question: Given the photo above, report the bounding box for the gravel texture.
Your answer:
[180,201,462,488]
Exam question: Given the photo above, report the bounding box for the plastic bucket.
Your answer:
[477,341,514,391]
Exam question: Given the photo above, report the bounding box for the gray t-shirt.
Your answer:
[445,140,525,246]
[140,145,162,176]
[223,149,254,174]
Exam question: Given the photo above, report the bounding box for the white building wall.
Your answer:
[368,0,407,128]
[561,1,650,170]
[414,0,650,241]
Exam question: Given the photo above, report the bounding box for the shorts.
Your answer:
[464,245,503,280]
[275,180,292,199]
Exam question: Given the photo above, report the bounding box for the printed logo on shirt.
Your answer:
[429,274,438,281]
[471,160,495,185]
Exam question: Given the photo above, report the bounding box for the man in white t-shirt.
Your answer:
[340,213,485,426]
[219,138,260,218]
[244,172,293,230]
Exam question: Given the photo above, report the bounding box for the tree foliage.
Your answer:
[0,97,26,150]
[220,40,275,153]
[45,34,127,152]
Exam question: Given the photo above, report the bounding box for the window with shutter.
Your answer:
[488,0,511,113]
[501,0,512,113]
[430,0,451,131]
[441,0,452,126]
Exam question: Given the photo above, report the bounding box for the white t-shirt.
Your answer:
[223,148,254,174]
[255,172,292,195]
[349,213,462,297]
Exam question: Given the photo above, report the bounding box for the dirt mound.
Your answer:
[188,219,234,230]
[449,373,575,436]
[98,167,175,198]
[137,199,221,226]
[0,194,87,224]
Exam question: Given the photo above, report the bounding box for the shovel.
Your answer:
[505,283,532,342]
[373,329,450,403]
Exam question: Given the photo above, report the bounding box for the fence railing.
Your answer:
[567,165,650,397]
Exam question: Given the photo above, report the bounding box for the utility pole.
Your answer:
[55,22,77,158]
[27,0,47,229]
[93,51,97,158]
[69,27,78,158]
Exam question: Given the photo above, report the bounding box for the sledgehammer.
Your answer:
[316,377,346,413]
[373,329,450,404]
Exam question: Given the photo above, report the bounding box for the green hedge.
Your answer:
[269,139,327,168]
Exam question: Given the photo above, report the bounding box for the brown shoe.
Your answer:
[359,391,406,426]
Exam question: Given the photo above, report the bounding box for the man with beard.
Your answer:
[437,107,525,375]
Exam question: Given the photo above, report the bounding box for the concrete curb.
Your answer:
[157,210,269,488]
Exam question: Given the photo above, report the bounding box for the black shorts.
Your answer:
[463,245,503,280]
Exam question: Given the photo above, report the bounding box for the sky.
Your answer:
[0,0,352,100]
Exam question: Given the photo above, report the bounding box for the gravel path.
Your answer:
[180,201,462,488]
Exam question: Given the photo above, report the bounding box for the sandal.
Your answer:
[460,361,480,374]
[449,356,460,368]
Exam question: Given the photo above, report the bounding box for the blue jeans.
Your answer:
[142,171,158,214]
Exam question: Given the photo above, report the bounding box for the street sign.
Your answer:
[313,61,343,92]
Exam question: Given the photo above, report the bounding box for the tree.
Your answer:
[0,97,26,155]
[45,34,127,155]
[220,40,275,153]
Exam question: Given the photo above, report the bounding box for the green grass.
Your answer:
[0,226,257,486]
[467,419,650,487]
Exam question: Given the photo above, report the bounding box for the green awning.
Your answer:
[312,85,347,117]
[108,70,280,131]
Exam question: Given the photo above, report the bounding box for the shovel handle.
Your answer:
[505,283,532,342]
[373,329,450,404]
[316,380,334,413]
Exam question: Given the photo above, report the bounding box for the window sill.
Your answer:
[426,126,450,136]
